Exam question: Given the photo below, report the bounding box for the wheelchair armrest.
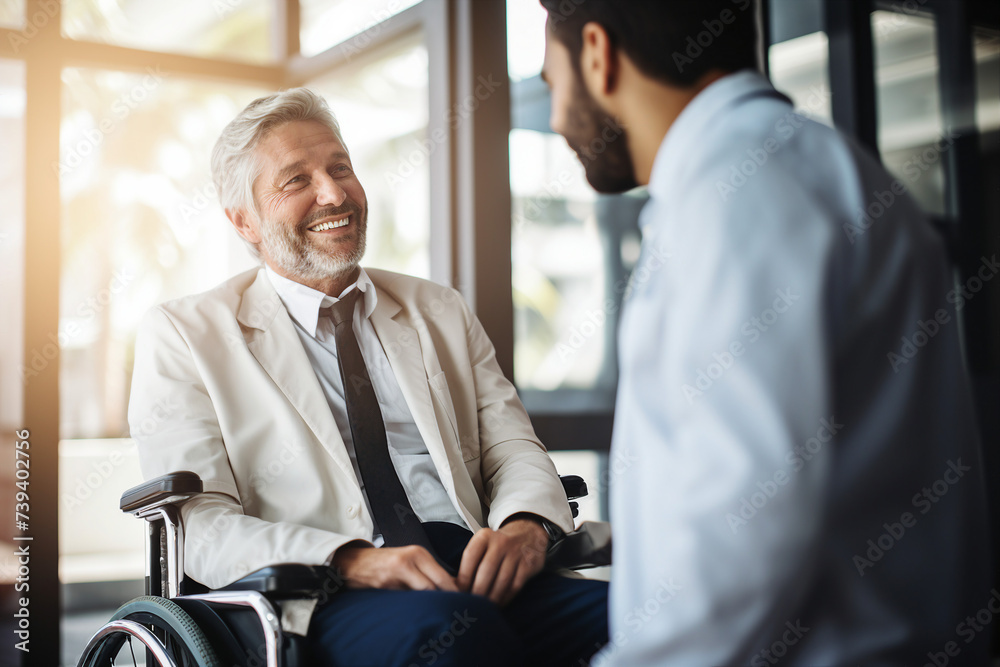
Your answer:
[559,474,588,500]
[120,471,204,514]
[546,521,612,571]
[219,564,345,599]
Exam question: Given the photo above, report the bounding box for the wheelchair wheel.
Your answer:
[77,596,221,667]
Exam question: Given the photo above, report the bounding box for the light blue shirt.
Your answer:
[265,266,468,546]
[596,71,990,666]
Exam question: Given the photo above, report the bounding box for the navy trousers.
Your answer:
[307,522,609,667]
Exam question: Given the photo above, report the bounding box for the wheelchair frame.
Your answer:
[76,471,612,667]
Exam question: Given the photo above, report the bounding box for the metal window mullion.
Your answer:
[824,0,879,152]
[757,0,771,77]
[934,0,994,371]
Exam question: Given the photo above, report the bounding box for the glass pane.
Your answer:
[975,26,1000,364]
[506,0,643,409]
[548,450,604,524]
[307,32,430,278]
[768,32,832,124]
[548,449,608,573]
[300,0,422,58]
[59,439,145,584]
[510,130,644,405]
[58,69,268,590]
[511,129,599,391]
[507,0,548,82]
[975,28,1000,137]
[62,0,273,64]
[768,0,831,124]
[872,10,946,216]
[0,57,25,594]
[0,0,25,29]
[60,68,268,440]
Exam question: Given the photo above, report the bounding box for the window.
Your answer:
[506,0,547,82]
[59,70,267,439]
[507,0,643,415]
[307,31,431,278]
[974,25,1000,365]
[1,1,440,662]
[768,0,831,123]
[62,0,274,63]
[54,23,438,612]
[0,0,24,29]
[974,27,1000,138]
[872,9,947,216]
[299,0,422,57]
[57,72,269,590]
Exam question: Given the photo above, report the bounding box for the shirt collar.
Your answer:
[647,69,789,207]
[264,264,378,337]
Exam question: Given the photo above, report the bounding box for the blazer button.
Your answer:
[348,505,359,518]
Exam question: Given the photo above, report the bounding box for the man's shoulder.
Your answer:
[365,267,463,307]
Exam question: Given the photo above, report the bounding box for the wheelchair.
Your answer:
[76,471,613,667]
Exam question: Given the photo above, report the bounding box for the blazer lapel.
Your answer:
[368,291,477,527]
[237,269,357,482]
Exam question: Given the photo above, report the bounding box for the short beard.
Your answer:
[565,72,639,194]
[259,205,367,284]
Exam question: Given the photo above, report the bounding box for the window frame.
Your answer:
[0,1,497,661]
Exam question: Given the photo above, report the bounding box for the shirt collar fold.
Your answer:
[264,265,378,337]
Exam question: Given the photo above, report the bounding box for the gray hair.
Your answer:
[211,88,348,260]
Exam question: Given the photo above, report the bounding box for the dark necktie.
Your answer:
[325,291,441,557]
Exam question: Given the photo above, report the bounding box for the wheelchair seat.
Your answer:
[76,471,612,667]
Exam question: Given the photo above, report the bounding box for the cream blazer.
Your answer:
[128,266,574,631]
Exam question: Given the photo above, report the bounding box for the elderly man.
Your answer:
[128,88,608,666]
[538,1,990,666]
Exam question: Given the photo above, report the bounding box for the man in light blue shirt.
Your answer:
[539,1,991,664]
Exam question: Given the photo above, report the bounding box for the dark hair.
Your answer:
[540,0,759,87]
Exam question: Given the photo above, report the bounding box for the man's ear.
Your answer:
[226,208,262,245]
[579,21,619,105]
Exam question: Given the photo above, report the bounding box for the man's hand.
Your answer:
[332,543,459,592]
[457,517,550,606]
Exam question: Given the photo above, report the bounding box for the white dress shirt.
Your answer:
[265,265,468,545]
[596,71,990,666]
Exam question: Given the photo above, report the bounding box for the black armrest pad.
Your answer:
[546,521,612,570]
[220,564,345,599]
[560,475,589,501]
[120,471,203,512]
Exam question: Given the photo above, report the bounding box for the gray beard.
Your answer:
[259,215,366,284]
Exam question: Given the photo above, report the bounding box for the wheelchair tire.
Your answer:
[77,596,221,667]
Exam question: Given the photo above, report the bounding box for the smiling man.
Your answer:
[127,89,608,666]
[539,1,990,666]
